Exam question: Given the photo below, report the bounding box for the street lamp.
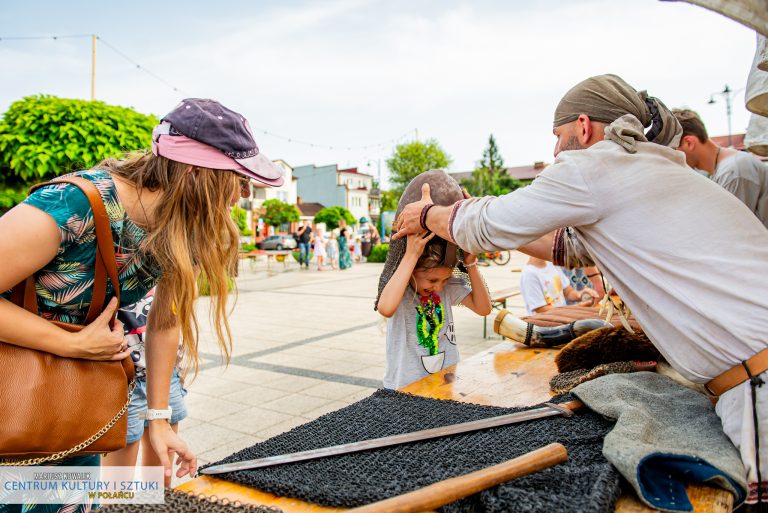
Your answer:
[708,85,743,148]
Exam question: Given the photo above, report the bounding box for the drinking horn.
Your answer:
[494,309,610,348]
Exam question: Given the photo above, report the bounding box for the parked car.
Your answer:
[259,235,297,250]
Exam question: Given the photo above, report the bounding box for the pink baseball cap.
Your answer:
[151,99,284,187]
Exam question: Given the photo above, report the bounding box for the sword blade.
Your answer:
[202,400,581,475]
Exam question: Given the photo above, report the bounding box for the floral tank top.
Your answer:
[1,169,162,324]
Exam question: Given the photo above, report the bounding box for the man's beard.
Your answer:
[560,135,586,152]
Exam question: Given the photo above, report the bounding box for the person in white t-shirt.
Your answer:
[520,257,599,315]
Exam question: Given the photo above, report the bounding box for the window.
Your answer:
[277,191,288,202]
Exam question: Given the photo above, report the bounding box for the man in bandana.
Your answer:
[393,74,768,507]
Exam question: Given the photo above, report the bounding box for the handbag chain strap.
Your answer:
[0,380,136,466]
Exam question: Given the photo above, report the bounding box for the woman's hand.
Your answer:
[405,231,436,258]
[65,298,131,360]
[148,420,197,480]
[464,253,478,266]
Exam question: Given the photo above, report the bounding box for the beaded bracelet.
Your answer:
[420,203,436,231]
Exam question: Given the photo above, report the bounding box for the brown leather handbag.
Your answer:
[0,176,135,464]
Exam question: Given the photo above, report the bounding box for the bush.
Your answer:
[367,243,389,263]
[313,206,356,230]
[0,95,157,182]
[291,249,314,262]
[197,272,235,296]
[241,242,257,252]
[262,199,300,228]
[231,204,252,236]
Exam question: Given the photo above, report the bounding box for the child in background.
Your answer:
[102,288,187,487]
[377,233,492,389]
[314,227,327,271]
[326,228,339,269]
[561,266,605,305]
[520,257,599,315]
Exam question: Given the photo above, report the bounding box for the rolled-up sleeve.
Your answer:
[451,159,600,254]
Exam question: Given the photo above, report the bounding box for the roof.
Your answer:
[338,167,374,178]
[298,202,325,217]
[507,162,548,180]
[449,162,549,182]
[711,133,746,150]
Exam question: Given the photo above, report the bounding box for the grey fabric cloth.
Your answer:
[573,372,747,512]
[375,169,465,311]
[553,74,682,152]
[712,150,768,229]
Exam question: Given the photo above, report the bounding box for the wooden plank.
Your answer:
[177,342,733,513]
[177,476,346,512]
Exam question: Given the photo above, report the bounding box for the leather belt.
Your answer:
[706,347,768,397]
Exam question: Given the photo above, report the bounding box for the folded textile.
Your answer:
[550,361,657,394]
[204,389,621,513]
[573,372,747,512]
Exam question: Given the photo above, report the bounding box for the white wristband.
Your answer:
[144,408,172,421]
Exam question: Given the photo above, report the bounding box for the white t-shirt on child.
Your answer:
[520,262,569,316]
[383,277,471,390]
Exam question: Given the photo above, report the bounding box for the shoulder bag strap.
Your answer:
[11,176,120,326]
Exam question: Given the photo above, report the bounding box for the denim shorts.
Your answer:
[126,368,188,444]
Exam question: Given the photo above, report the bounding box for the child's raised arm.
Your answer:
[460,253,493,316]
[377,232,436,318]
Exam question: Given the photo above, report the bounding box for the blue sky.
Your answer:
[0,0,759,182]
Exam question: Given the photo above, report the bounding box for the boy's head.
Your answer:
[672,108,711,169]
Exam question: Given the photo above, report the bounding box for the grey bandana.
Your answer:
[374,170,466,311]
[553,74,682,153]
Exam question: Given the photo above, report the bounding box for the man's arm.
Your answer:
[394,160,600,256]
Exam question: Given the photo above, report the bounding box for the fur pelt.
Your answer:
[555,325,661,373]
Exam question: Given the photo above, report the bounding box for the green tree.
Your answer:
[230,204,252,236]
[461,135,524,197]
[313,206,356,230]
[385,139,452,193]
[262,199,300,228]
[479,134,505,172]
[380,190,399,212]
[0,95,157,211]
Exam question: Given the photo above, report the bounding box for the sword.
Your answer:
[202,400,582,475]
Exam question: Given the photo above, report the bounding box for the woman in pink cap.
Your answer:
[0,98,283,504]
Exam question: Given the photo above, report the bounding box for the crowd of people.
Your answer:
[295,217,382,271]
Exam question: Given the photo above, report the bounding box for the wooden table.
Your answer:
[178,342,732,512]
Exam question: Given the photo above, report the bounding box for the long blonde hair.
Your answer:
[103,152,240,378]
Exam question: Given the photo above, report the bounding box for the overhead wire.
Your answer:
[0,33,416,153]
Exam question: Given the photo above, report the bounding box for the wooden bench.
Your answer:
[483,287,521,338]
[239,250,294,271]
